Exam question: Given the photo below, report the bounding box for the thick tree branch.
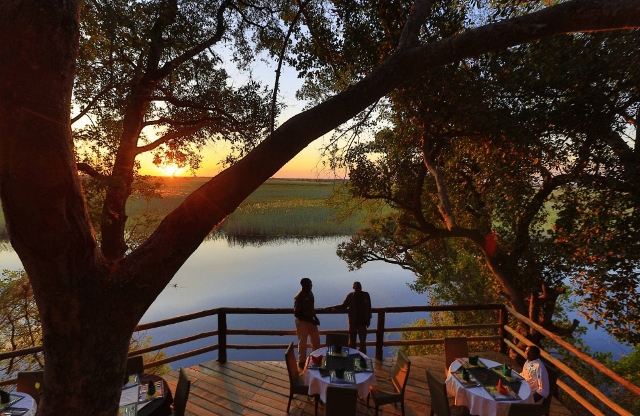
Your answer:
[124,0,640,281]
[398,0,433,48]
[420,134,458,230]
[76,162,107,179]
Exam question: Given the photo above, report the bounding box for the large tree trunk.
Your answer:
[1,1,640,415]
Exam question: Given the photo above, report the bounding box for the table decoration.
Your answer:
[0,395,22,412]
[451,368,481,388]
[138,381,163,403]
[329,370,356,385]
[327,346,348,357]
[353,356,373,372]
[118,402,137,415]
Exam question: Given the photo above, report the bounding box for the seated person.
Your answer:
[520,345,550,402]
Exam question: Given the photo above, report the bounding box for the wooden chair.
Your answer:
[16,370,44,405]
[285,342,319,415]
[126,355,144,374]
[505,367,558,416]
[444,337,468,371]
[426,368,469,416]
[172,367,192,416]
[325,385,358,416]
[325,333,349,347]
[367,349,411,416]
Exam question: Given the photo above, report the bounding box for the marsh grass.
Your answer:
[0,178,364,241]
[125,177,365,238]
[215,179,366,237]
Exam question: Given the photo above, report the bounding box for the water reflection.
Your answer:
[1,233,631,367]
[141,235,427,367]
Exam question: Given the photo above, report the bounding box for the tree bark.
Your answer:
[1,1,640,415]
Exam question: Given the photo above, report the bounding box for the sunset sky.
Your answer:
[137,56,339,179]
[137,139,333,179]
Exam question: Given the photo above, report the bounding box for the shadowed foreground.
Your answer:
[163,352,572,415]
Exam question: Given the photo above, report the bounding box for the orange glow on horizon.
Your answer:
[138,143,339,179]
[156,163,186,177]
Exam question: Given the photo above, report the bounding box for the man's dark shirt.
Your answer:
[294,289,315,322]
[338,291,372,326]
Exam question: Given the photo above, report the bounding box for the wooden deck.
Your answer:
[163,351,573,416]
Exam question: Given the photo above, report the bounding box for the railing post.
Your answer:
[499,304,507,354]
[218,311,227,363]
[375,310,386,360]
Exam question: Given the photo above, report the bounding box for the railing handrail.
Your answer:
[1,303,637,416]
[505,305,640,397]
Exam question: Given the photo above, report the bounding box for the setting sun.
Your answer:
[158,163,186,177]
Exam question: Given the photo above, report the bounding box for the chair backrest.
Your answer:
[444,337,468,370]
[426,368,451,416]
[505,402,546,416]
[325,333,349,347]
[16,371,44,404]
[285,342,299,384]
[324,385,358,416]
[540,366,558,413]
[126,355,144,374]
[390,349,411,395]
[173,367,191,416]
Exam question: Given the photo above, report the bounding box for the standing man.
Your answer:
[332,281,372,354]
[294,277,321,368]
[520,345,550,403]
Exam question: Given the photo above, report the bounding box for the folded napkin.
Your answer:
[462,368,470,381]
[310,354,323,366]
[0,390,10,404]
[496,378,510,395]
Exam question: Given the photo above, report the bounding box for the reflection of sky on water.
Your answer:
[140,236,428,366]
[144,236,425,315]
[0,236,632,368]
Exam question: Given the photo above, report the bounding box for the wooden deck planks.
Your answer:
[164,352,572,415]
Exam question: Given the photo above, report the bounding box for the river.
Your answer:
[0,236,631,370]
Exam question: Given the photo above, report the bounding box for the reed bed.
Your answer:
[128,177,365,238]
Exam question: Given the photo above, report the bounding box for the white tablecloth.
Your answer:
[446,357,533,416]
[119,376,159,413]
[302,347,377,402]
[2,392,37,416]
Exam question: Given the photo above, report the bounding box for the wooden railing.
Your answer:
[127,304,506,367]
[1,303,638,415]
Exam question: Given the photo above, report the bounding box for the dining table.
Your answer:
[119,373,173,416]
[445,357,534,416]
[0,392,37,416]
[302,346,377,403]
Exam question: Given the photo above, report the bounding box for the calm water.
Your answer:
[139,236,427,368]
[0,237,631,370]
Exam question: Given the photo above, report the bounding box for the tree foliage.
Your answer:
[73,0,283,258]
[0,270,43,377]
[324,3,640,344]
[1,0,639,414]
